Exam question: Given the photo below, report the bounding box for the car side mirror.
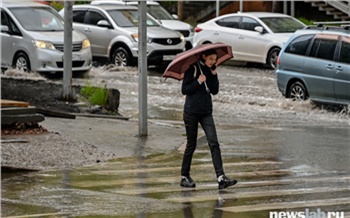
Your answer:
[172,14,178,20]
[254,26,264,34]
[97,20,112,29]
[1,25,9,33]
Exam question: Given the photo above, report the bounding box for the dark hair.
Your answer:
[199,49,218,62]
[202,49,217,57]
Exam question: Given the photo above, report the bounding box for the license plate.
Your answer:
[72,54,81,61]
[163,55,175,61]
[62,54,81,61]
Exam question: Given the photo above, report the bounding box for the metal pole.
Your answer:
[283,0,288,14]
[138,1,148,137]
[291,1,295,17]
[63,1,75,100]
[240,0,243,12]
[216,0,219,17]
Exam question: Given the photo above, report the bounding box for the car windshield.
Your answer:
[108,9,160,27]
[147,5,174,20]
[260,17,305,33]
[9,7,64,31]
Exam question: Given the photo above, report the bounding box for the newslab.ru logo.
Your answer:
[269,208,344,218]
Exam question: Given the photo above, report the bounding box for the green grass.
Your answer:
[80,84,109,107]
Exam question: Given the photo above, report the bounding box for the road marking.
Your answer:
[88,161,283,175]
[111,175,350,195]
[3,212,69,218]
[71,169,291,188]
[219,197,350,213]
[166,187,350,203]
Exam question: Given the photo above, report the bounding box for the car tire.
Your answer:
[266,47,280,69]
[287,81,308,101]
[14,52,31,72]
[112,47,132,67]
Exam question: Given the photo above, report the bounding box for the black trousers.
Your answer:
[181,111,224,178]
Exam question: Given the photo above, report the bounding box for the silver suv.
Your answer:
[59,5,185,67]
[90,0,194,50]
[1,1,92,74]
[276,25,350,105]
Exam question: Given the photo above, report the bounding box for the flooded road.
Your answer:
[1,65,350,217]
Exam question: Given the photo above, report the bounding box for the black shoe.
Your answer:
[180,176,196,188]
[218,175,237,190]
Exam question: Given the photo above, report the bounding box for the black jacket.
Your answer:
[182,61,219,114]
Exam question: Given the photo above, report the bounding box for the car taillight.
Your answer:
[195,27,202,33]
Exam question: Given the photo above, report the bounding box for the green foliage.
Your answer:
[80,84,109,107]
[49,1,64,11]
[297,17,316,26]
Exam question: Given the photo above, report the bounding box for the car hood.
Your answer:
[28,30,85,43]
[158,20,192,30]
[126,26,181,38]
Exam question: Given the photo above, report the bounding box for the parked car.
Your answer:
[1,1,92,74]
[276,25,350,105]
[193,12,306,69]
[90,0,194,50]
[59,5,185,67]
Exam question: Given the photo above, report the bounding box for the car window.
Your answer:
[9,7,64,31]
[108,9,159,27]
[285,34,314,55]
[73,10,86,23]
[215,16,240,28]
[1,10,21,36]
[309,35,338,61]
[260,17,305,33]
[147,5,174,20]
[240,17,260,31]
[86,11,108,26]
[339,37,350,64]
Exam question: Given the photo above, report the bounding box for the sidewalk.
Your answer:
[41,116,186,158]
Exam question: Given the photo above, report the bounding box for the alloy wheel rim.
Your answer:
[290,86,305,101]
[115,52,126,67]
[16,57,28,72]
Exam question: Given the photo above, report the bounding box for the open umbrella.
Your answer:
[162,42,233,81]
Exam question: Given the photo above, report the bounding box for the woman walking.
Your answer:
[180,49,237,190]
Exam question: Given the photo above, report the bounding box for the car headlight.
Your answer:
[180,34,185,41]
[82,39,90,49]
[131,33,152,43]
[32,40,55,50]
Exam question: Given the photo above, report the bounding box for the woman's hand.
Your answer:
[211,69,217,75]
[198,74,206,83]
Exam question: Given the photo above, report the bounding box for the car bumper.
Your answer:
[147,49,184,65]
[30,48,92,73]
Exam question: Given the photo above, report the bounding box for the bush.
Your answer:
[80,84,109,107]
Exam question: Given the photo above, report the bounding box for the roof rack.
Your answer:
[304,21,350,33]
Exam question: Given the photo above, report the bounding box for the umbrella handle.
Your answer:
[197,60,210,93]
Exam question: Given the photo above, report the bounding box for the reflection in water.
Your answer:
[180,190,238,218]
[135,137,148,218]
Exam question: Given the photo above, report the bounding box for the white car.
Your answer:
[1,1,92,74]
[193,12,306,69]
[90,0,194,50]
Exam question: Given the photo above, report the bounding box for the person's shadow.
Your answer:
[181,189,237,218]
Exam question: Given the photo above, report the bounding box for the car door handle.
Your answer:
[238,35,244,39]
[335,66,343,71]
[326,64,333,70]
[213,32,219,36]
[84,28,91,32]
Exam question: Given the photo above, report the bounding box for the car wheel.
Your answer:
[266,47,280,69]
[14,52,31,72]
[288,81,308,101]
[112,48,131,67]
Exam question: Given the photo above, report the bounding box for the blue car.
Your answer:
[276,25,350,106]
